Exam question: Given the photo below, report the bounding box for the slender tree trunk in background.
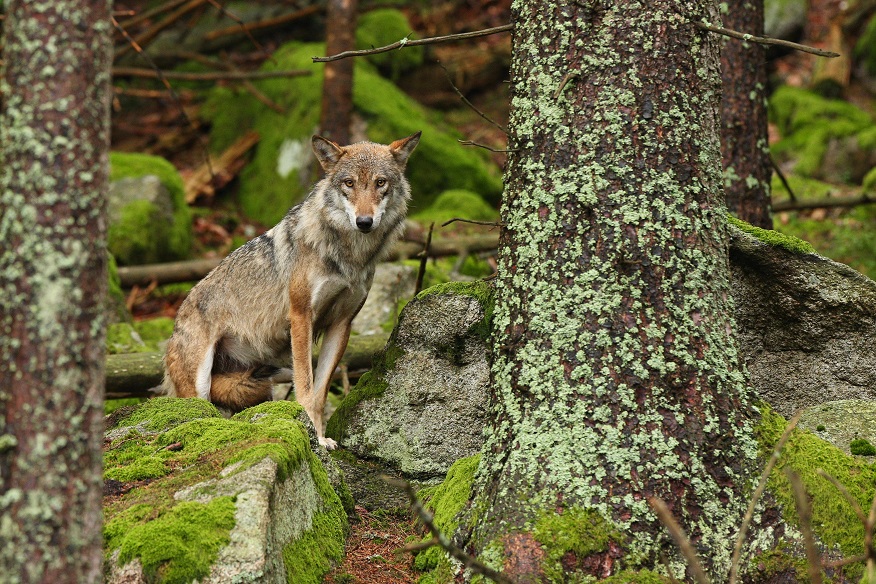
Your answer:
[0,1,112,581]
[720,0,773,228]
[320,0,358,144]
[463,0,778,579]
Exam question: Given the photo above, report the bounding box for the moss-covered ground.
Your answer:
[104,398,346,583]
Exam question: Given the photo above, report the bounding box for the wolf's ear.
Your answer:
[312,135,345,171]
[389,131,421,166]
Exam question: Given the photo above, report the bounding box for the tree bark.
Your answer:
[464,0,775,579]
[0,1,112,581]
[720,0,773,228]
[320,0,358,144]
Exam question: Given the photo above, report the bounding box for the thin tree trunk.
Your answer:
[720,0,773,228]
[463,0,774,579]
[320,0,358,144]
[0,1,112,581]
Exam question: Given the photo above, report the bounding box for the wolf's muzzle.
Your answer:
[355,216,374,232]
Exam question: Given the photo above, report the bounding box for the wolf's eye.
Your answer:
[376,178,386,187]
[343,179,354,188]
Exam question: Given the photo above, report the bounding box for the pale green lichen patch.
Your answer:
[727,215,815,255]
[104,399,345,582]
[756,405,875,578]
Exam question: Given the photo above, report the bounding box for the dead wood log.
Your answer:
[112,67,310,81]
[105,332,390,398]
[184,130,260,203]
[117,234,502,287]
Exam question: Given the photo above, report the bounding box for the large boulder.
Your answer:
[104,398,349,584]
[729,222,876,415]
[108,153,192,265]
[329,224,876,478]
[327,281,492,479]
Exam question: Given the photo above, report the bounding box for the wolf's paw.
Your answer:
[319,436,338,450]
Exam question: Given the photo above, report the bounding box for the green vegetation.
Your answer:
[202,41,502,225]
[850,438,876,456]
[415,280,494,340]
[356,9,423,78]
[532,507,624,582]
[106,317,174,355]
[108,152,192,265]
[104,399,347,582]
[411,189,499,225]
[756,405,876,578]
[727,214,816,254]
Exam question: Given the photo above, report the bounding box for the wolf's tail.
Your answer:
[210,371,273,411]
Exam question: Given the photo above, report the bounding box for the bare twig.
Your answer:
[648,497,711,584]
[203,0,271,57]
[728,411,803,584]
[396,537,439,554]
[314,24,514,63]
[441,217,503,228]
[383,476,514,584]
[119,0,191,30]
[414,223,435,295]
[437,60,505,133]
[112,66,310,81]
[203,5,322,42]
[770,156,796,202]
[115,0,208,59]
[694,21,840,58]
[785,469,822,584]
[458,140,517,153]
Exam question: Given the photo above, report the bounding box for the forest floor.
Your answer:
[324,506,421,584]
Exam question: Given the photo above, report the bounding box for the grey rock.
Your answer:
[108,175,175,226]
[797,399,876,457]
[352,263,416,335]
[730,227,876,416]
[330,287,491,479]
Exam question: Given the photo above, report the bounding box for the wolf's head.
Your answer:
[312,132,421,233]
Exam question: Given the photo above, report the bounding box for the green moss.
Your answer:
[106,322,149,354]
[415,455,481,576]
[748,543,811,583]
[282,509,346,583]
[108,152,192,264]
[854,13,876,76]
[727,214,816,254]
[105,399,347,582]
[105,398,147,415]
[202,42,502,225]
[134,317,175,348]
[415,280,495,340]
[756,405,876,577]
[114,497,236,584]
[768,86,876,182]
[356,9,423,78]
[850,438,876,456]
[533,507,624,582]
[600,569,671,583]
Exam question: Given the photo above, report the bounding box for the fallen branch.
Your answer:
[117,234,502,287]
[772,193,875,212]
[694,21,840,58]
[115,0,209,59]
[112,66,311,81]
[204,5,322,42]
[313,24,513,63]
[184,130,260,203]
[105,332,389,398]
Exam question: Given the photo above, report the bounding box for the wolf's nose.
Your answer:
[356,216,374,231]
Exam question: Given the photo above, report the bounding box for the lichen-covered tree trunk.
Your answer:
[463,0,775,580]
[0,1,112,581]
[720,0,772,228]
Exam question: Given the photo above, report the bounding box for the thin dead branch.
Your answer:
[414,223,435,295]
[383,476,514,584]
[648,497,711,584]
[441,217,503,228]
[437,60,505,133]
[728,411,803,584]
[119,0,191,30]
[112,66,310,81]
[770,157,797,203]
[695,21,840,58]
[314,24,514,63]
[203,5,322,42]
[458,140,517,153]
[184,130,260,203]
[115,0,209,59]
[772,193,875,212]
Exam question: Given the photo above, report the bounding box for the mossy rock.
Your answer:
[768,86,876,184]
[855,13,876,77]
[356,9,424,78]
[106,317,175,355]
[106,252,131,324]
[201,41,502,226]
[104,398,347,584]
[108,152,192,265]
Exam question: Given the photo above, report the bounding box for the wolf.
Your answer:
[163,132,421,449]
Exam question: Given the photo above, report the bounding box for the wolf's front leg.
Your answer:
[309,318,353,450]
